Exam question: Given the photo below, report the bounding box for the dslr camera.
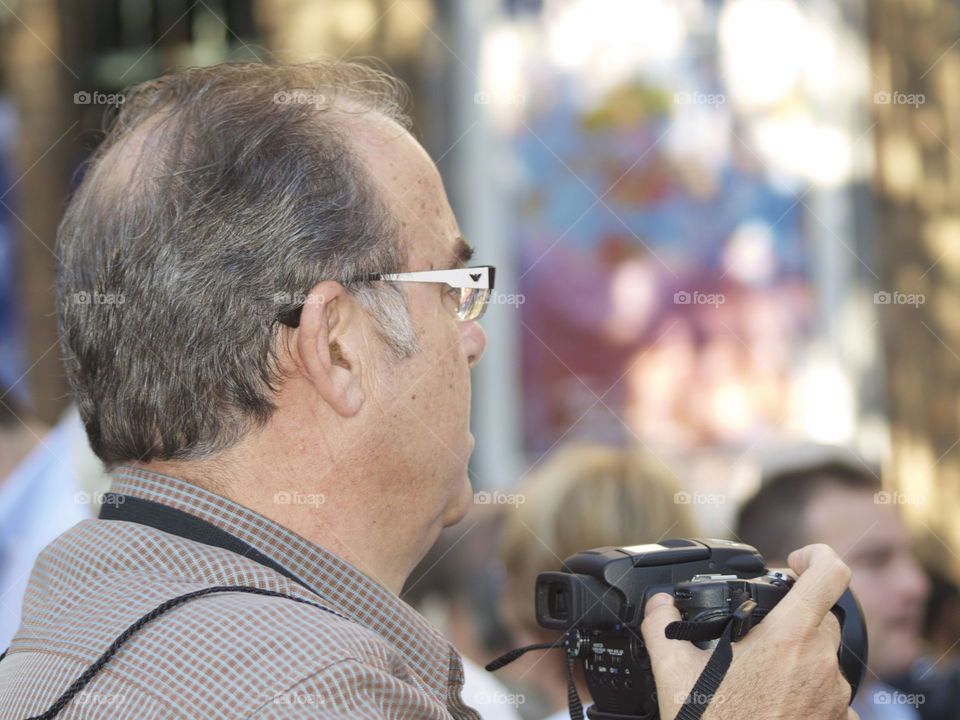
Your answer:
[536,538,868,720]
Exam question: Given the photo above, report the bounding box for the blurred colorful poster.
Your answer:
[482,0,865,456]
[0,97,23,399]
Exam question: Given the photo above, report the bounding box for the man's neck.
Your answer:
[131,452,439,596]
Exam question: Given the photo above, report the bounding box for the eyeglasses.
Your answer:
[277,265,496,327]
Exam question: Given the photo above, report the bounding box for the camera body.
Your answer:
[536,538,868,720]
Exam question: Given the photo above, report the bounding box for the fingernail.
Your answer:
[646,593,673,611]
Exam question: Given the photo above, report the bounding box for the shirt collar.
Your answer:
[107,464,462,706]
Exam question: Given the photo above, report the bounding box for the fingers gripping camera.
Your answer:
[534,539,868,720]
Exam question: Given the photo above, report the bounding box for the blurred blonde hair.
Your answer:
[499,445,699,635]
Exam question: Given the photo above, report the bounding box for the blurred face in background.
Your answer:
[804,484,930,679]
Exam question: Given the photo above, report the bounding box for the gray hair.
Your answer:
[56,60,420,466]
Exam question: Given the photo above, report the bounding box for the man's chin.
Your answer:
[441,474,473,527]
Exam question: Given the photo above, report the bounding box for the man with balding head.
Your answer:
[1,60,856,719]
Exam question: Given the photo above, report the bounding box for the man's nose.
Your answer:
[461,319,487,368]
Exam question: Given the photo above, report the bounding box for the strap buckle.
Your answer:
[730,599,758,641]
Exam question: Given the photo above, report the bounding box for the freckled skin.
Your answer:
[350,115,487,535]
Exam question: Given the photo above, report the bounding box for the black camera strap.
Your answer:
[665,599,758,720]
[485,632,584,720]
[485,599,758,720]
[98,493,323,595]
[0,493,350,720]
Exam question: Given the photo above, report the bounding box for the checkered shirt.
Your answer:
[0,466,481,719]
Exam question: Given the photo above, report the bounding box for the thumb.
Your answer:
[640,593,682,655]
[640,593,705,711]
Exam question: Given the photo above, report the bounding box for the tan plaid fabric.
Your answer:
[0,466,481,719]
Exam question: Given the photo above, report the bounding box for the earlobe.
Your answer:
[319,360,365,418]
[296,282,365,418]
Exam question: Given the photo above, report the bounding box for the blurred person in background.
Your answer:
[736,458,930,720]
[0,391,91,649]
[900,568,960,720]
[498,444,699,720]
[404,505,520,720]
[923,570,960,669]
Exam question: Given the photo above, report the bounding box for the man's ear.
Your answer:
[294,281,365,418]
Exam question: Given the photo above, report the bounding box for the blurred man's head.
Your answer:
[497,445,699,712]
[55,60,487,590]
[736,459,930,679]
[500,445,699,641]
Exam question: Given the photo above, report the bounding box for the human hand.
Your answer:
[640,544,860,720]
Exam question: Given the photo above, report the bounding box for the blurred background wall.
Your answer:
[869,0,960,585]
[0,0,958,580]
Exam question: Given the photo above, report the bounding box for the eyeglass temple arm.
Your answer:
[277,266,495,327]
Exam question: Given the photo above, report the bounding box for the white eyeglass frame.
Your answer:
[277,265,496,326]
[376,265,495,290]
